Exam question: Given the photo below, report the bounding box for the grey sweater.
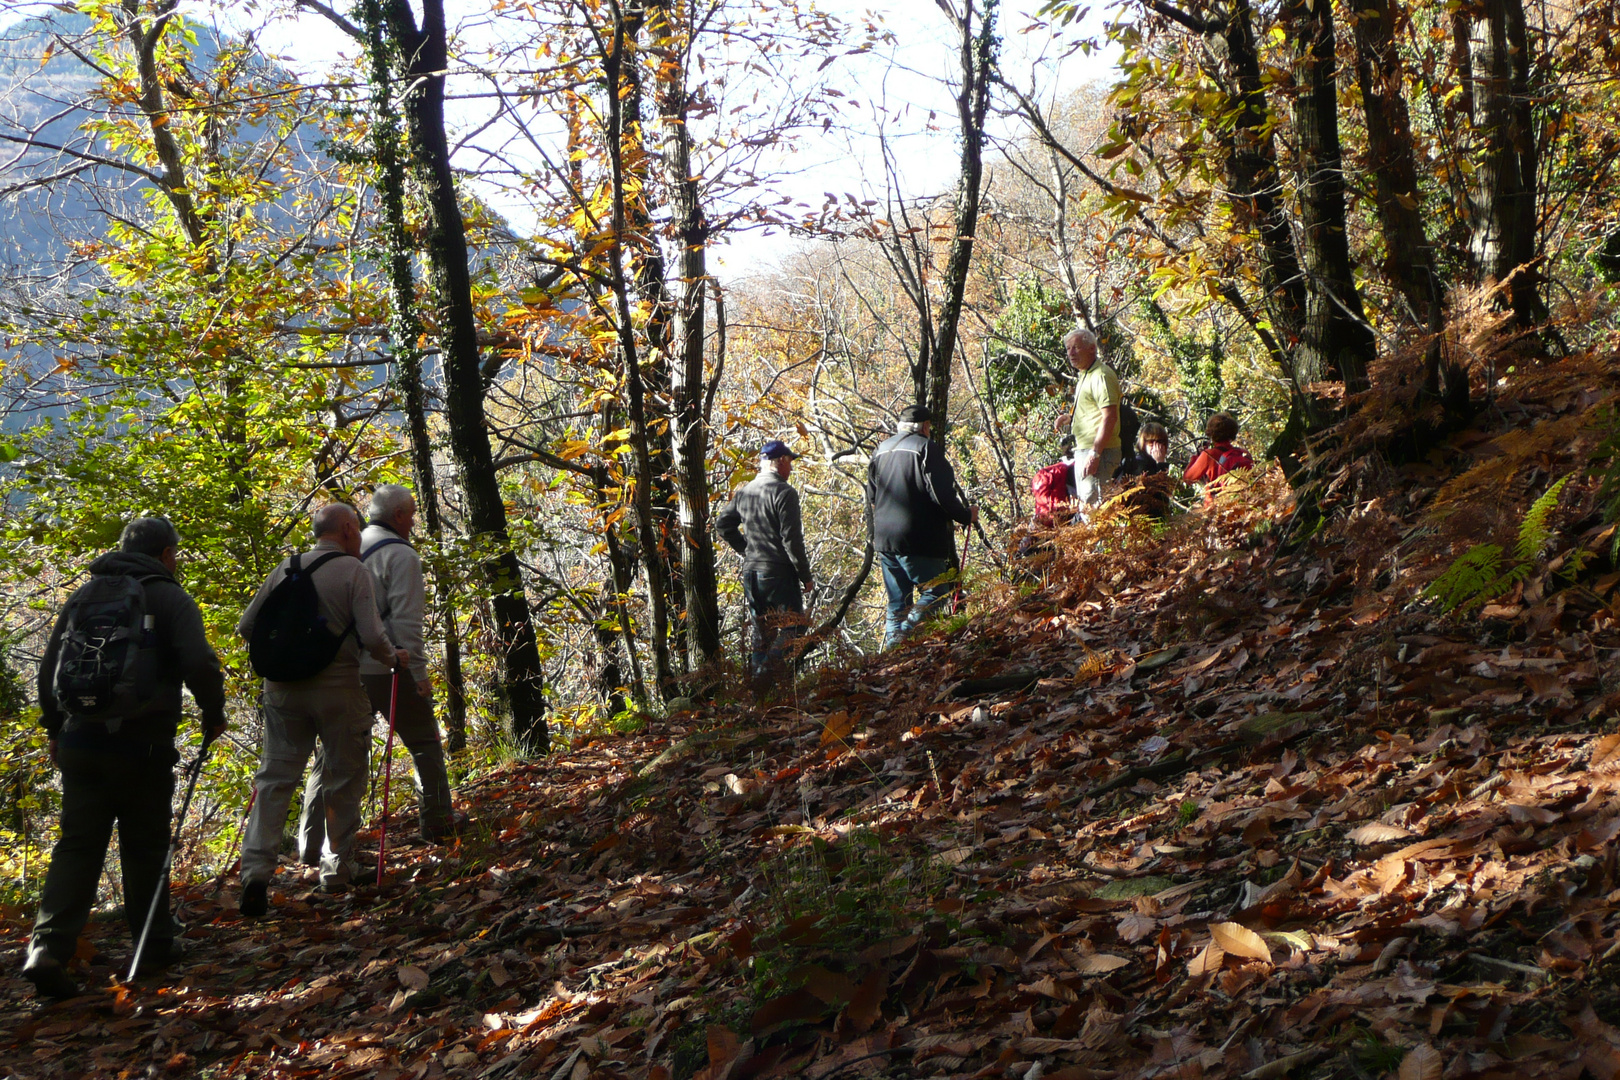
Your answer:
[715,469,813,585]
[356,523,429,683]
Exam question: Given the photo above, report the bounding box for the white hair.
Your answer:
[312,502,360,538]
[896,420,927,435]
[1064,327,1098,353]
[368,483,415,523]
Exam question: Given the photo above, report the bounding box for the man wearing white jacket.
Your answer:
[299,484,460,856]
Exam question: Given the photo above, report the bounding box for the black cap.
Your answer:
[899,404,932,424]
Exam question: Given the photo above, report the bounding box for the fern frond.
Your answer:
[1513,475,1570,564]
[1424,544,1507,612]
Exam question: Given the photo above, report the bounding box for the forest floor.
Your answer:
[7,339,1620,1080]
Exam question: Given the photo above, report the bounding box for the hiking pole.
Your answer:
[128,731,214,982]
[950,523,973,615]
[376,667,401,887]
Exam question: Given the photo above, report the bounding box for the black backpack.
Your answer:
[248,552,355,682]
[52,574,159,732]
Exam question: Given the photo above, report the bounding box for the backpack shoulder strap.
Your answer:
[361,537,412,561]
[301,550,352,575]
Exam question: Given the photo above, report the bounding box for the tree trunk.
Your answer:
[361,0,469,751]
[648,0,722,670]
[1348,0,1441,321]
[1216,0,1312,409]
[1469,0,1545,324]
[383,0,549,752]
[1347,0,1467,412]
[602,12,675,699]
[924,0,996,428]
[1284,0,1374,395]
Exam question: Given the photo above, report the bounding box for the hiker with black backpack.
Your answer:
[297,484,461,861]
[22,517,227,1000]
[236,503,407,914]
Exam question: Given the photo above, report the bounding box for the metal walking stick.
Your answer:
[128,732,214,981]
[376,667,401,886]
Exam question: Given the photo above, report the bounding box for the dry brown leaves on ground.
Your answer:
[7,351,1620,1080]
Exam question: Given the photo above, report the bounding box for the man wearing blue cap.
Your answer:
[715,440,814,682]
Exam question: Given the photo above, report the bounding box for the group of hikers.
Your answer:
[719,327,1254,682]
[22,487,461,1000]
[19,326,1251,1001]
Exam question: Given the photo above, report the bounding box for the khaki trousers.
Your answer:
[241,684,370,891]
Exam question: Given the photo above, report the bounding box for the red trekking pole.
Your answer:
[376,668,401,886]
[950,523,973,615]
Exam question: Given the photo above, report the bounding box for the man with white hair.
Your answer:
[1056,328,1122,515]
[297,483,460,854]
[237,502,407,913]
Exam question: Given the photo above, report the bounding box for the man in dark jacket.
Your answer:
[716,440,814,680]
[865,405,977,648]
[23,517,227,999]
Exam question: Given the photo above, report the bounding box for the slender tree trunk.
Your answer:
[361,0,469,751]
[382,0,549,752]
[1284,0,1374,395]
[924,0,996,428]
[1216,0,1312,410]
[603,12,675,698]
[647,1,722,670]
[1469,0,1545,324]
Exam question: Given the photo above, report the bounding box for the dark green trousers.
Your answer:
[26,745,175,968]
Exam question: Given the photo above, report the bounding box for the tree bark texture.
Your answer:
[383,0,550,752]
[1348,0,1441,322]
[1214,0,1312,404]
[648,1,723,670]
[361,0,469,751]
[1283,0,1373,394]
[1468,0,1545,323]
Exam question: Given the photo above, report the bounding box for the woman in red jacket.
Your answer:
[1183,412,1254,504]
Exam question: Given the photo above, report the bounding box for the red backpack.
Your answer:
[1031,462,1073,523]
[1208,443,1254,479]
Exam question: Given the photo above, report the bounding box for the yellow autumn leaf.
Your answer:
[1209,922,1272,962]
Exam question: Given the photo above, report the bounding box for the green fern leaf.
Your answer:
[1425,544,1506,613]
[1513,475,1570,564]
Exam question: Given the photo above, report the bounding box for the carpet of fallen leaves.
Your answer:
[10,347,1620,1080]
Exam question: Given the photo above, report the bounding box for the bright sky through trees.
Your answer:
[142,0,1117,279]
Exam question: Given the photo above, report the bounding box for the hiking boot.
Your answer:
[21,958,80,1001]
[239,880,268,918]
[420,810,468,844]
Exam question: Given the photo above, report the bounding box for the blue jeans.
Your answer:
[743,569,804,678]
[879,553,957,648]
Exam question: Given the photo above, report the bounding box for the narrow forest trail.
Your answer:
[8,351,1620,1080]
